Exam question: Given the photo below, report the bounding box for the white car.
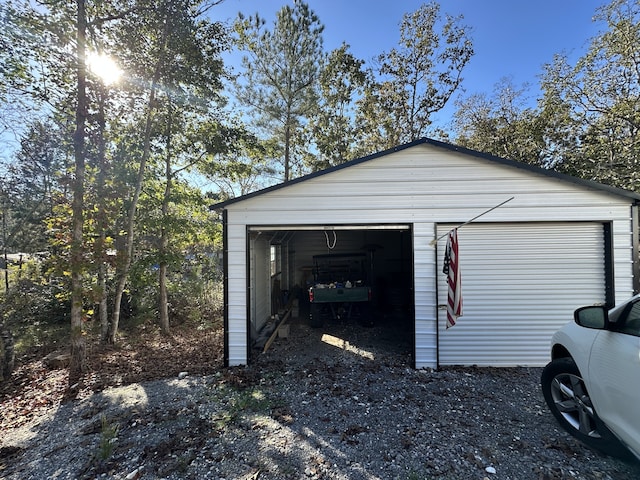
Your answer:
[541,295,640,460]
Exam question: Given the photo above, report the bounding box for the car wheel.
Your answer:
[541,357,630,458]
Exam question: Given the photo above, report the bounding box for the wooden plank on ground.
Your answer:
[263,308,292,353]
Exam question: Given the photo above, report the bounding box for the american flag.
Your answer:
[443,228,462,328]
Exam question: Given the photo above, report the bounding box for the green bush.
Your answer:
[0,264,70,354]
[168,278,223,328]
[125,252,224,330]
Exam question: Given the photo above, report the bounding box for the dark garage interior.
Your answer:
[249,226,415,363]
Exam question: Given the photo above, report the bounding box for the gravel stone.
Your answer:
[2,318,639,479]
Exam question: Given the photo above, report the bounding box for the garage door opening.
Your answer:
[247,225,414,365]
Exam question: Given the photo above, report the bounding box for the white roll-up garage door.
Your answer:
[436,222,606,366]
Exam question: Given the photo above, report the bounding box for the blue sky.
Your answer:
[211,0,606,128]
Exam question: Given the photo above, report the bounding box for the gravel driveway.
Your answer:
[2,317,640,480]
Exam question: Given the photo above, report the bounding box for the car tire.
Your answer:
[541,357,631,459]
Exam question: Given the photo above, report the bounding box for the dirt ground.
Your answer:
[2,314,640,480]
[0,322,224,432]
[0,307,413,433]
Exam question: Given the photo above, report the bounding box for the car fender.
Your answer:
[550,321,598,388]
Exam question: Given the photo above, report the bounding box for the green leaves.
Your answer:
[538,0,640,190]
[1,0,232,344]
[452,0,639,193]
[305,44,367,170]
[353,2,473,155]
[453,78,546,166]
[233,0,325,181]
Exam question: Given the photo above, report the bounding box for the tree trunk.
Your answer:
[96,82,110,343]
[98,261,109,340]
[108,86,156,343]
[70,0,88,380]
[0,322,15,382]
[108,26,168,343]
[158,101,173,335]
[2,200,8,291]
[284,119,291,182]
[159,262,169,333]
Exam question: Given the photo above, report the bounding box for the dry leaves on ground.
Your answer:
[0,324,223,432]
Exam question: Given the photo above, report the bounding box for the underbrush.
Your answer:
[1,259,224,363]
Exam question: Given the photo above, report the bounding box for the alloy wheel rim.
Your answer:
[550,372,601,438]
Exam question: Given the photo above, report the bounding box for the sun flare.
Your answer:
[86,52,122,85]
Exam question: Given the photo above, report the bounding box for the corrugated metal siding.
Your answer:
[227,224,248,366]
[612,218,635,302]
[225,147,633,227]
[436,222,605,366]
[414,222,437,369]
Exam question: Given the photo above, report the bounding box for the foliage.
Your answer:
[453,78,547,166]
[196,120,280,197]
[1,261,70,354]
[1,120,68,254]
[211,384,271,430]
[234,0,325,182]
[0,1,60,152]
[0,320,14,381]
[357,2,474,154]
[100,0,231,341]
[0,0,231,373]
[539,0,640,190]
[129,177,223,328]
[304,43,368,170]
[450,0,640,193]
[99,415,120,460]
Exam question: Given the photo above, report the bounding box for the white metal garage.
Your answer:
[213,138,640,369]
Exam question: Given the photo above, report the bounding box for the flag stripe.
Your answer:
[443,229,462,328]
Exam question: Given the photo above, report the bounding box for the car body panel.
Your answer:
[550,322,596,377]
[549,294,640,460]
[588,331,640,455]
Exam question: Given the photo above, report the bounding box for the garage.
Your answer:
[214,138,640,369]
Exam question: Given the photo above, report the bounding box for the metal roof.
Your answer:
[211,137,640,209]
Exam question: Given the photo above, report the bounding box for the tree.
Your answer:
[304,44,368,170]
[234,0,325,182]
[34,0,232,345]
[0,1,40,157]
[148,3,227,336]
[2,0,99,376]
[104,0,190,342]
[1,0,231,362]
[196,120,277,198]
[2,121,66,253]
[453,78,546,166]
[540,0,640,191]
[357,2,474,154]
[70,0,89,376]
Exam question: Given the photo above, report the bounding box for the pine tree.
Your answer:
[234,0,324,182]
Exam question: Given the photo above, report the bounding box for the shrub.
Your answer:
[0,261,70,354]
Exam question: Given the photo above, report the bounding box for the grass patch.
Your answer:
[98,415,119,460]
[211,385,272,430]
